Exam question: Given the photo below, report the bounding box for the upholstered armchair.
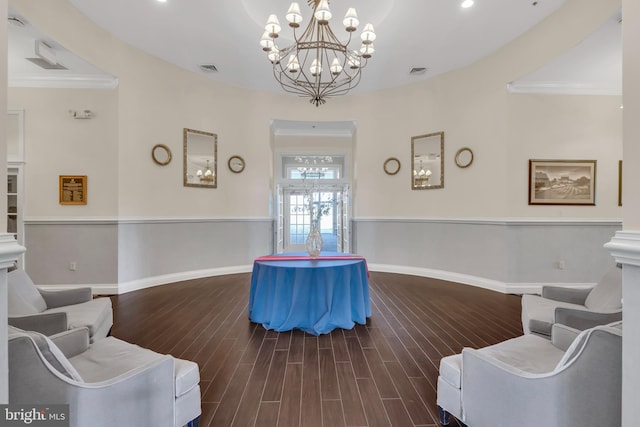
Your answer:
[8,326,201,427]
[521,264,622,337]
[7,269,112,342]
[437,322,622,427]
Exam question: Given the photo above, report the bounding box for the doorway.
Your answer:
[282,185,348,253]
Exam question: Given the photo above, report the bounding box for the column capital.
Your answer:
[0,234,26,270]
[605,230,640,267]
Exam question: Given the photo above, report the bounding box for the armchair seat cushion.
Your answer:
[45,298,113,339]
[69,337,169,382]
[439,354,462,389]
[174,358,200,398]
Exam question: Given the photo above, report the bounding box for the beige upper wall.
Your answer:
[9,0,622,220]
[8,88,118,218]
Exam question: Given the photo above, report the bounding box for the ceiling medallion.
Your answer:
[260,0,376,107]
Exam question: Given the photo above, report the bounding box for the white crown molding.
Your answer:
[8,74,119,89]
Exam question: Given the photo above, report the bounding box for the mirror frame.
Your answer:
[183,128,217,188]
[411,131,444,190]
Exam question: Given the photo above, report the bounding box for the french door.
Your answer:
[277,184,350,254]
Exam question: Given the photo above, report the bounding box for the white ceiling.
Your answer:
[6,1,622,132]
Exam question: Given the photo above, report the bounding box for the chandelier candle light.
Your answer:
[197,159,214,183]
[260,0,376,107]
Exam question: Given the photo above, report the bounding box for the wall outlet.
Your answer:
[557,260,565,270]
[69,261,77,271]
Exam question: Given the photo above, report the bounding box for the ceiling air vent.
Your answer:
[199,64,218,73]
[409,67,428,75]
[8,16,26,27]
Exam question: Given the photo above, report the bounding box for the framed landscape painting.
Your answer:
[528,159,596,206]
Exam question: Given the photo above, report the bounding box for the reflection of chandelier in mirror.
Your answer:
[413,160,432,186]
[197,159,214,183]
[260,0,376,107]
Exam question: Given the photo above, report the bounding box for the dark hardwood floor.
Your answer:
[109,272,523,427]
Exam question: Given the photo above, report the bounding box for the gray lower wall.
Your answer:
[353,218,622,292]
[25,221,119,288]
[24,217,621,294]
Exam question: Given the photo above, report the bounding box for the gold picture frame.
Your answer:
[59,175,87,205]
[618,160,622,207]
[528,159,596,206]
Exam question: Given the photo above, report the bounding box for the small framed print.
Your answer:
[528,160,596,206]
[59,175,87,205]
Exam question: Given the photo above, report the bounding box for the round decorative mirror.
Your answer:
[455,147,474,168]
[152,144,172,166]
[383,157,401,175]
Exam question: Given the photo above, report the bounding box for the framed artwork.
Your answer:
[59,175,87,205]
[528,159,596,206]
[618,160,622,207]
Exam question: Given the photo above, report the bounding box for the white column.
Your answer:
[0,235,26,403]
[0,0,12,404]
[605,232,640,424]
[610,0,640,423]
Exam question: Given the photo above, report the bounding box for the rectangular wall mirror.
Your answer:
[183,128,217,188]
[411,131,444,190]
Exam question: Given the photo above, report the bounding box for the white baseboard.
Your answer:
[37,264,596,296]
[368,264,595,295]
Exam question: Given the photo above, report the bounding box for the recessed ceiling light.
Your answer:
[461,0,474,8]
[156,0,167,3]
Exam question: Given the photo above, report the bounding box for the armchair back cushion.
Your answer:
[7,270,46,314]
[584,265,622,311]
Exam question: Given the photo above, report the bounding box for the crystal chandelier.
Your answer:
[260,0,376,107]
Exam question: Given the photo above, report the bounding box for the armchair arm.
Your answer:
[8,312,67,336]
[551,323,581,351]
[50,327,90,358]
[554,307,622,331]
[39,287,92,308]
[72,357,176,427]
[462,348,559,426]
[541,286,591,304]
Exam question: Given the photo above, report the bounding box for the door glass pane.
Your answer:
[289,193,309,245]
[7,174,17,194]
[284,187,341,253]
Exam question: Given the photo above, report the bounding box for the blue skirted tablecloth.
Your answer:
[249,252,371,335]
